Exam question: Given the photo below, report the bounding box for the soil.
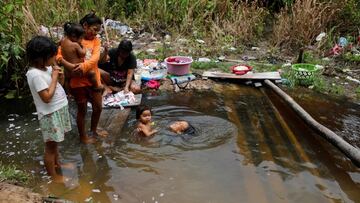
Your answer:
[0,182,42,203]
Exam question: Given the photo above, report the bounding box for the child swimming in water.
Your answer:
[169,120,194,134]
[136,105,158,137]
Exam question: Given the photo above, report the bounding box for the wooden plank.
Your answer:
[202,71,281,80]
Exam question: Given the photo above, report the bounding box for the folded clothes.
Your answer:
[169,74,196,84]
[103,91,136,109]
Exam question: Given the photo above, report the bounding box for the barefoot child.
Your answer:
[26,36,72,183]
[136,105,158,137]
[61,22,102,91]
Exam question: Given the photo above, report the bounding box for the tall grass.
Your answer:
[25,0,107,26]
[272,0,342,50]
[133,0,267,45]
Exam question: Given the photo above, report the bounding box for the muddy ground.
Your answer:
[0,182,42,203]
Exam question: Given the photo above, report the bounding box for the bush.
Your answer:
[0,0,26,96]
[272,0,342,50]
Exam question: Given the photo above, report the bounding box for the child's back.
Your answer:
[61,37,85,64]
[61,22,85,64]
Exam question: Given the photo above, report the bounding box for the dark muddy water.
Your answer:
[0,84,359,202]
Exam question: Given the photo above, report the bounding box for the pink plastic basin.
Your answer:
[165,56,193,76]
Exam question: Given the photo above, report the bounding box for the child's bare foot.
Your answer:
[93,128,109,138]
[55,162,75,170]
[80,136,96,144]
[52,175,66,183]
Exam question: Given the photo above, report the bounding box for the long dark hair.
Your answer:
[26,36,57,65]
[117,39,133,55]
[80,11,102,26]
[63,22,84,38]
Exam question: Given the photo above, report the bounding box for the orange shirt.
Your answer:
[56,37,101,88]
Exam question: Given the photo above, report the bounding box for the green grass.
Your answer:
[343,52,360,62]
[356,87,360,98]
[191,61,233,72]
[0,163,30,184]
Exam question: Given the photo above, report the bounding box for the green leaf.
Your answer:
[4,4,14,14]
[1,55,9,64]
[5,90,16,99]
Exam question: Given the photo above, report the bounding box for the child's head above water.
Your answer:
[169,120,190,134]
[136,105,152,124]
[26,36,58,67]
[63,22,85,43]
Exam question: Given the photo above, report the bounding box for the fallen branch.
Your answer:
[264,79,360,166]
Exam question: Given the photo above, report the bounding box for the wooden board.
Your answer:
[99,108,131,136]
[202,71,281,80]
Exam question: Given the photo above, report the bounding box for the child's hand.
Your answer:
[71,64,83,77]
[51,66,61,80]
[103,42,110,52]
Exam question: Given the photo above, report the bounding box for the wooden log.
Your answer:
[202,71,281,80]
[264,79,360,166]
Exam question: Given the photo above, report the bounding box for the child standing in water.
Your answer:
[136,105,158,137]
[60,22,101,91]
[26,36,72,183]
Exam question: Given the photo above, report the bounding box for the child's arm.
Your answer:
[78,38,101,74]
[37,67,60,103]
[56,46,78,71]
[75,42,86,58]
[54,65,65,85]
[138,124,158,137]
[99,42,110,63]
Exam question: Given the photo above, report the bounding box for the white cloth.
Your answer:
[103,91,136,109]
[26,66,68,119]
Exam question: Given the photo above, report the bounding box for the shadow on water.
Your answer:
[0,85,359,202]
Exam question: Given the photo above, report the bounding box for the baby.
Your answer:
[169,120,194,134]
[136,105,158,137]
[61,22,101,91]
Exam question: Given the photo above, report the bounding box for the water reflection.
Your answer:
[0,87,359,202]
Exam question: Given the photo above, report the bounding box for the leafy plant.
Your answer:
[0,163,30,184]
[0,0,26,97]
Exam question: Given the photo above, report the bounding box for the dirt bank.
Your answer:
[0,182,42,203]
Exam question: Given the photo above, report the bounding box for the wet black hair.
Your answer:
[117,39,133,54]
[64,22,85,38]
[136,105,152,120]
[26,35,58,64]
[80,11,102,26]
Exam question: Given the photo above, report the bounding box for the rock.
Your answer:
[218,56,226,61]
[228,47,236,51]
[164,34,171,41]
[251,47,260,51]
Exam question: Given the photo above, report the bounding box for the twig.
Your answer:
[102,17,109,44]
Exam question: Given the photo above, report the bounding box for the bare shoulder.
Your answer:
[62,38,80,48]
